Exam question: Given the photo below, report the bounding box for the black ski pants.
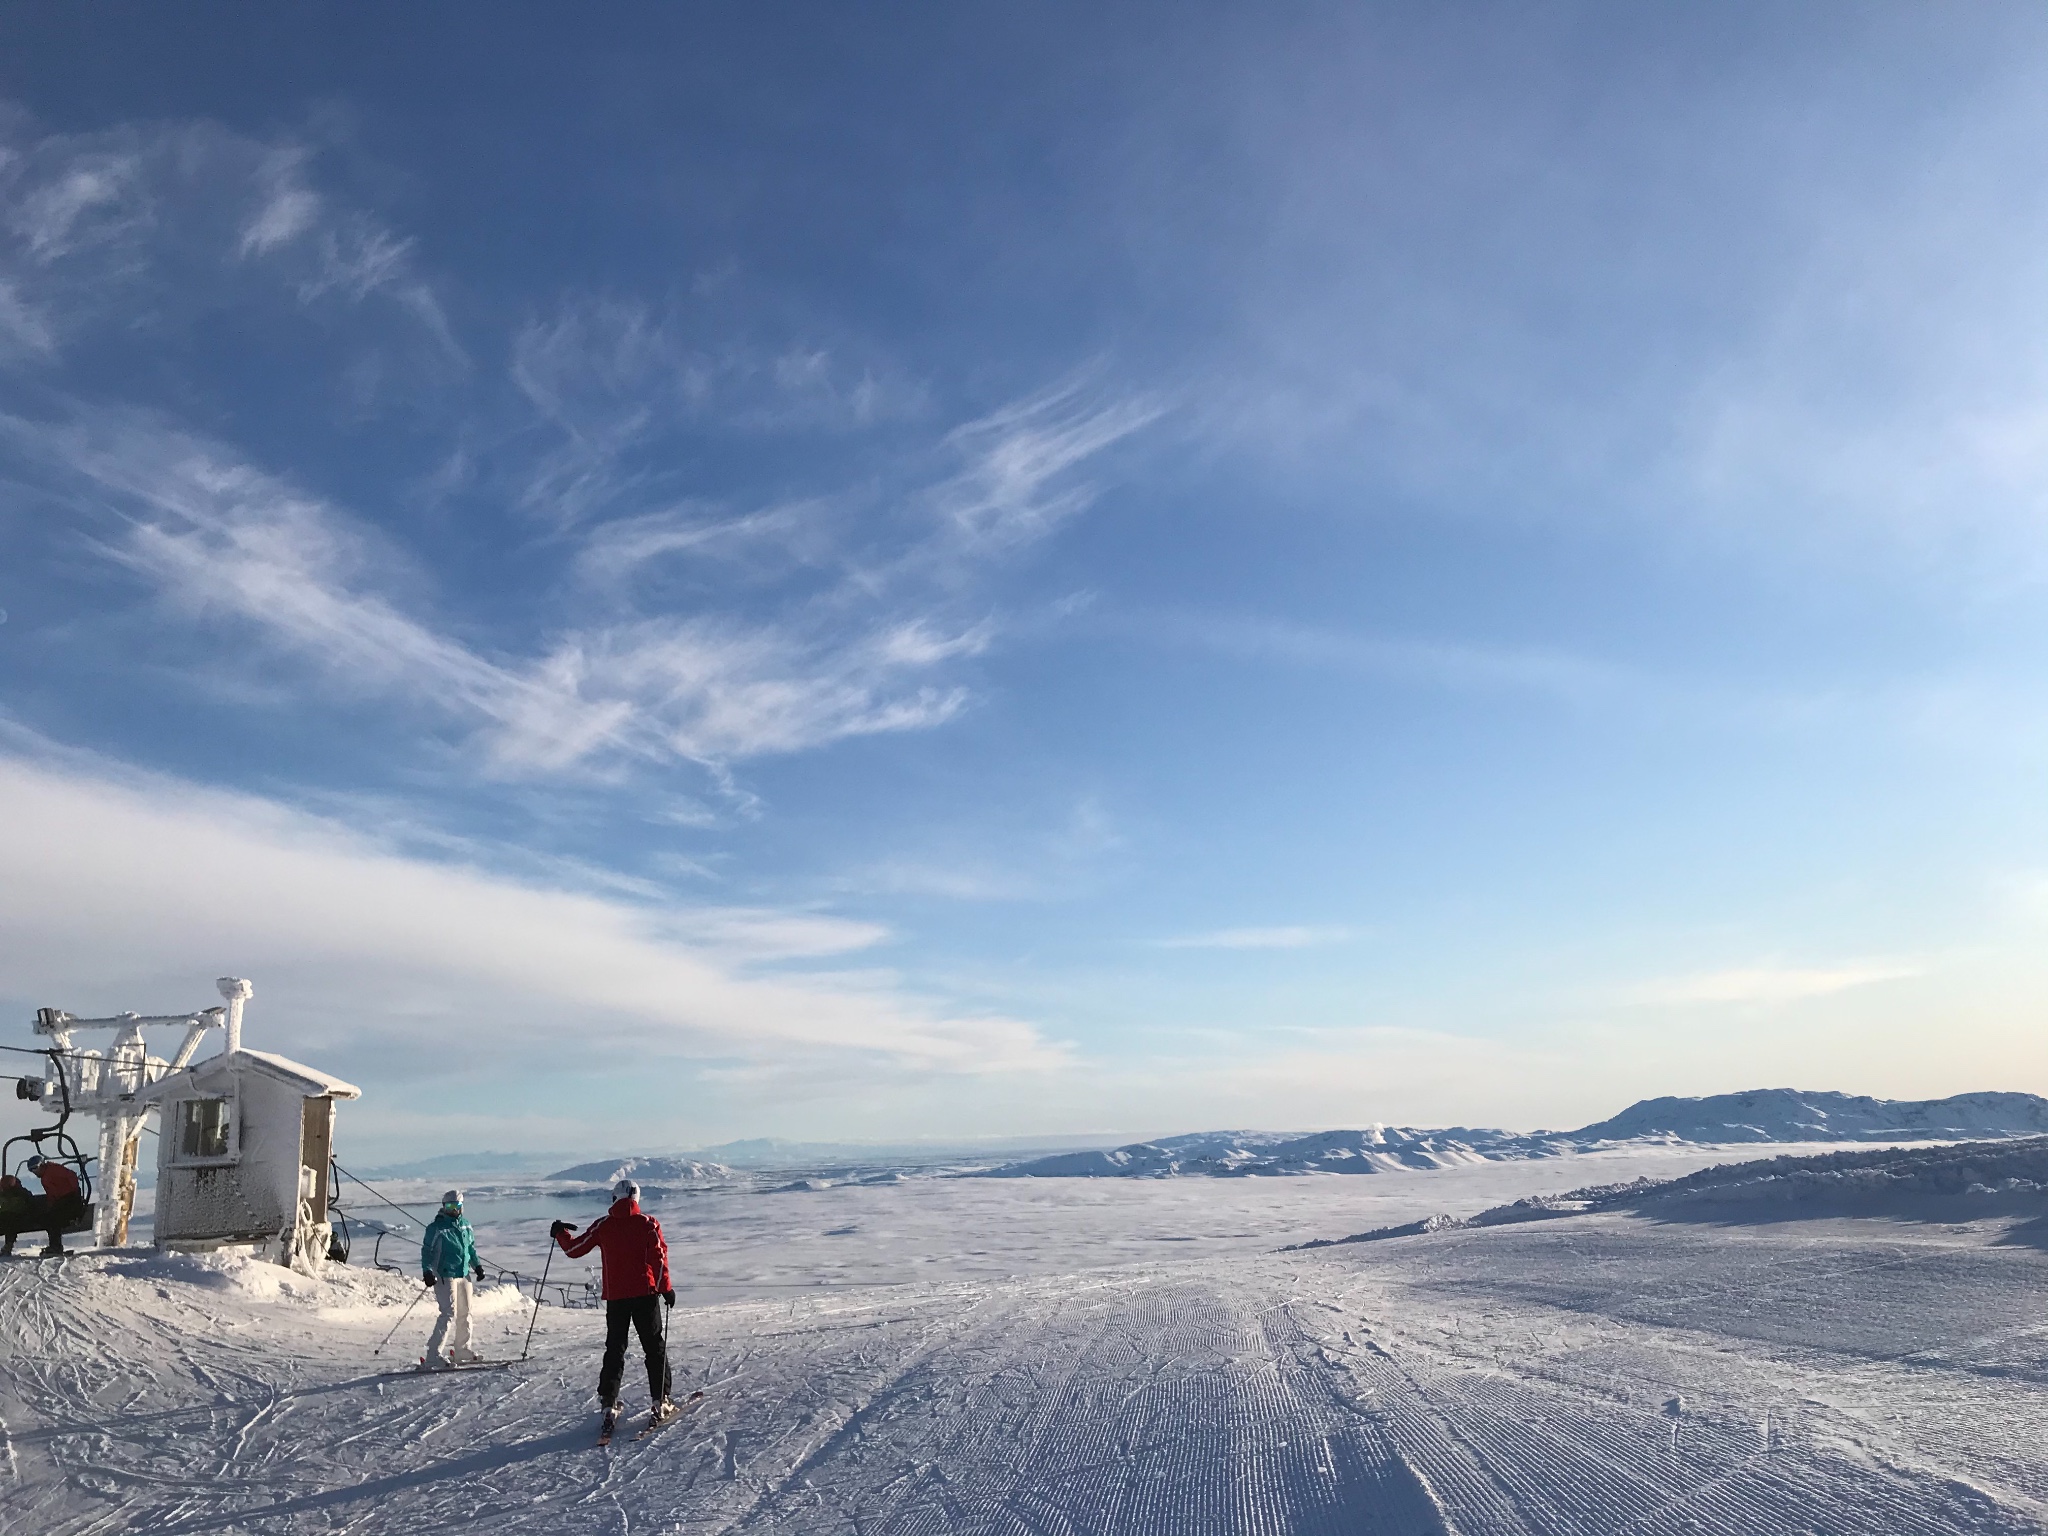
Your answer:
[599,1294,670,1408]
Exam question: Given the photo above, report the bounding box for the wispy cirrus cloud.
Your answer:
[932,376,1166,554]
[1140,612,1630,705]
[510,298,932,528]
[12,412,948,770]
[1157,925,1352,950]
[0,275,53,356]
[10,386,1137,776]
[1625,960,1924,1007]
[0,107,462,375]
[569,500,836,594]
[0,106,1164,799]
[237,148,322,256]
[496,615,978,769]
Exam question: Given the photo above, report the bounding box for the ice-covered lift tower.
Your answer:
[31,980,236,1246]
[32,978,361,1268]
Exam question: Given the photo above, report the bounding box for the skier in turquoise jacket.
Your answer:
[419,1191,485,1367]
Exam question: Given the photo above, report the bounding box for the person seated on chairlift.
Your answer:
[24,1154,84,1258]
[0,1172,33,1257]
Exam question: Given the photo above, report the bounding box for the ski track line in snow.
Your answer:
[716,1271,1448,1535]
[1286,1217,2048,1535]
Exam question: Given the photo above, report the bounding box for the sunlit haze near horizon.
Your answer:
[3,4,2047,1160]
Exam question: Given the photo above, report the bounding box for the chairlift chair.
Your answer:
[1,1050,97,1242]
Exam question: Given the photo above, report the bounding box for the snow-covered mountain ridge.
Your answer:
[1287,1136,2048,1249]
[985,1124,1553,1179]
[987,1089,2048,1178]
[1569,1087,2048,1143]
[546,1155,733,1184]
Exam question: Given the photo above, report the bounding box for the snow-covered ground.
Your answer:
[365,1140,1941,1302]
[5,1145,2044,1533]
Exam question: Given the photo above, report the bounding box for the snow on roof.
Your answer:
[136,1048,362,1102]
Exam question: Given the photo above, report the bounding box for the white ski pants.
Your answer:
[426,1277,473,1364]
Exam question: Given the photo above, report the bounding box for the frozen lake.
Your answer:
[10,1146,2044,1533]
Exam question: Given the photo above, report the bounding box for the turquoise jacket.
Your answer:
[421,1211,479,1280]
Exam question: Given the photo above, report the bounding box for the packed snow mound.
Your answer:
[87,1250,529,1320]
[546,1155,733,1184]
[990,1088,2048,1178]
[1566,1088,2048,1144]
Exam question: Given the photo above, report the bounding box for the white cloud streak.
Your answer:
[1157,925,1351,951]
[0,109,459,370]
[510,299,932,528]
[0,112,1162,792]
[0,745,1061,1076]
[570,501,831,591]
[0,275,52,356]
[10,407,1045,773]
[237,150,321,257]
[933,378,1166,553]
[1625,961,1924,1007]
[1169,614,1629,705]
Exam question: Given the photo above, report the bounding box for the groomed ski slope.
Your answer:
[4,1202,2044,1534]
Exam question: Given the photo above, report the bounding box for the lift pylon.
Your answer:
[28,983,234,1245]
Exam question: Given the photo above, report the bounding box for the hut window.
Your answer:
[178,1097,232,1159]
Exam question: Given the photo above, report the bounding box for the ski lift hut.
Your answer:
[135,1019,360,1268]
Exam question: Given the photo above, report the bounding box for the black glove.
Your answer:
[549,1220,571,1237]
[422,1273,435,1287]
[470,1261,485,1282]
[661,1288,675,1307]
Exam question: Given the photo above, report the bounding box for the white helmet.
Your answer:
[613,1179,639,1201]
[441,1189,463,1209]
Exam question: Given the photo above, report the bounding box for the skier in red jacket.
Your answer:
[552,1179,677,1437]
[24,1155,83,1258]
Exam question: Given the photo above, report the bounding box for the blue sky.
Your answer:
[4,4,2048,1158]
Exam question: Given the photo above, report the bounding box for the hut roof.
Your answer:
[136,1048,362,1103]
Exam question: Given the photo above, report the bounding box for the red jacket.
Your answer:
[32,1162,80,1201]
[555,1198,670,1300]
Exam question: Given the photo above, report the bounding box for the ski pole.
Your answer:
[375,1282,431,1356]
[659,1288,672,1401]
[520,1242,554,1363]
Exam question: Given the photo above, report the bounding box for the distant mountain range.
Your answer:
[1569,1089,2048,1143]
[985,1090,2048,1179]
[986,1125,1543,1179]
[546,1134,1132,1177]
[686,1134,1127,1166]
[547,1156,734,1184]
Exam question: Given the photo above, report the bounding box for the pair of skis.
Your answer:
[598,1388,705,1447]
[363,1358,513,1381]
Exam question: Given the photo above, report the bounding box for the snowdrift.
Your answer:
[88,1247,532,1320]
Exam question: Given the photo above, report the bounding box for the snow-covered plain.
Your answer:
[5,1145,2044,1534]
[381,1141,1934,1302]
